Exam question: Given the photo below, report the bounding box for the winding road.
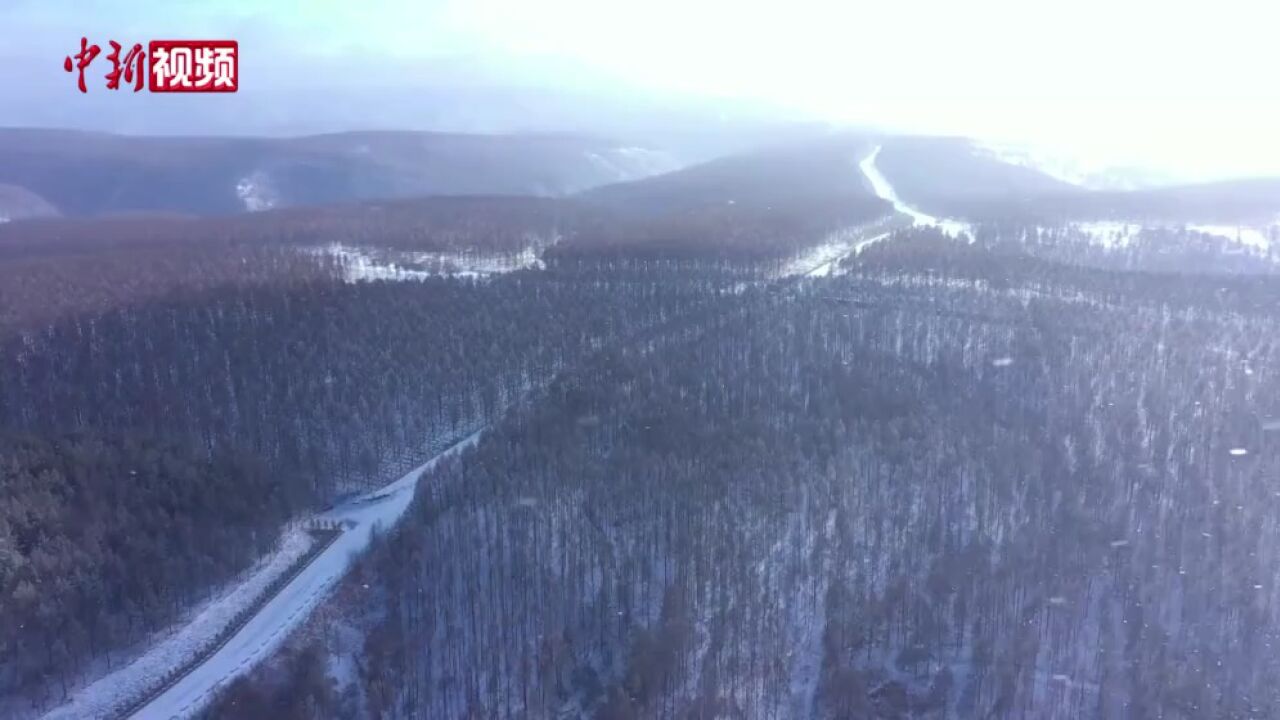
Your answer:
[860,145,971,237]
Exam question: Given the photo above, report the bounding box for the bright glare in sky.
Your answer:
[448,0,1280,180]
[4,0,1278,180]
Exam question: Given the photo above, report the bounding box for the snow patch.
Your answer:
[318,236,558,282]
[1188,224,1272,253]
[1046,221,1274,259]
[613,146,680,177]
[583,146,680,185]
[324,621,366,695]
[235,171,278,212]
[1070,222,1141,250]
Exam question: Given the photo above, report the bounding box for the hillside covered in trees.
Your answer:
[4,132,1279,720]
[195,226,1280,720]
[0,251,756,710]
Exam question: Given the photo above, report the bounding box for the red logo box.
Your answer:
[148,40,238,93]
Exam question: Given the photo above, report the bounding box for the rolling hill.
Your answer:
[0,128,677,218]
[581,133,878,214]
[571,134,892,257]
[871,136,1280,225]
[872,136,1083,212]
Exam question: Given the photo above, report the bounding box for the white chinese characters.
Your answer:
[148,41,238,92]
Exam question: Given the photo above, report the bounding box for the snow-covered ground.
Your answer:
[40,529,315,720]
[1069,221,1141,250]
[783,226,894,278]
[860,146,971,238]
[1063,221,1273,255]
[319,237,557,282]
[583,146,681,185]
[974,140,1181,190]
[1188,224,1272,253]
[234,171,278,213]
[44,432,483,720]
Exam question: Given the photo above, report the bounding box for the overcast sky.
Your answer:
[3,0,1278,180]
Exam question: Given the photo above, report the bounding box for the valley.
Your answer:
[7,0,1280,716]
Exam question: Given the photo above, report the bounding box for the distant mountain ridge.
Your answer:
[872,136,1083,205]
[973,140,1184,190]
[0,134,900,266]
[0,128,679,218]
[869,136,1280,225]
[4,127,1276,262]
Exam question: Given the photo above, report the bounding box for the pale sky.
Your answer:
[2,0,1278,180]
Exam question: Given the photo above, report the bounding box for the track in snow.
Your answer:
[125,431,483,720]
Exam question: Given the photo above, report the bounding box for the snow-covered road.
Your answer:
[801,231,893,277]
[785,144,971,279]
[860,146,971,237]
[40,529,315,720]
[126,431,483,720]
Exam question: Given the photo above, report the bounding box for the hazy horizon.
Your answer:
[3,0,1278,183]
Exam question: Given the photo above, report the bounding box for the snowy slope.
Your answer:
[122,431,482,720]
[974,141,1181,190]
[583,146,681,185]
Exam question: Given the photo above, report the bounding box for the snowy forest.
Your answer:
[196,229,1280,719]
[3,131,1280,720]
[0,249,753,708]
